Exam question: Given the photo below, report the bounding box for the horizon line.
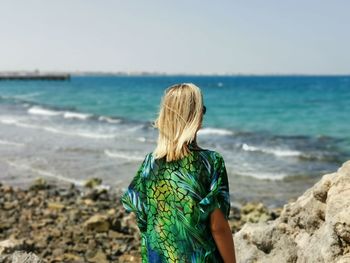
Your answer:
[0,70,349,77]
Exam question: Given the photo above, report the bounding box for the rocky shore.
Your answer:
[0,177,280,262]
[3,159,348,263]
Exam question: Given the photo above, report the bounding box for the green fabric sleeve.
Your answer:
[121,154,150,232]
[198,153,231,221]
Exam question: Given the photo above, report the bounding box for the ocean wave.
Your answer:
[0,117,18,125]
[241,143,302,157]
[63,111,91,120]
[6,161,110,190]
[0,117,115,139]
[27,105,124,125]
[40,126,115,139]
[238,170,288,180]
[104,150,144,162]
[2,98,144,130]
[6,161,84,185]
[70,131,115,139]
[28,106,62,116]
[98,116,121,124]
[297,152,342,162]
[126,125,145,132]
[198,127,234,136]
[28,106,92,120]
[0,139,25,147]
[13,92,44,99]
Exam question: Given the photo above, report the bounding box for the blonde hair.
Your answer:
[152,83,204,162]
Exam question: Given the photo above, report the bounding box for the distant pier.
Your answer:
[0,72,70,81]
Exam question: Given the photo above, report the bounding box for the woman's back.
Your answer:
[121,83,236,262]
[121,143,231,262]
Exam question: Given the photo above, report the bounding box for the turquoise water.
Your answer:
[0,75,349,205]
[1,76,349,140]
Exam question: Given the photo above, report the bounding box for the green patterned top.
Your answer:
[120,143,231,263]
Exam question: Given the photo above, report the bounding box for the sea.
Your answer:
[0,75,349,207]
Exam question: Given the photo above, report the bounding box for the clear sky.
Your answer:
[1,0,349,75]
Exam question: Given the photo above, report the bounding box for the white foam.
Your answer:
[63,111,91,120]
[28,106,92,121]
[28,106,61,116]
[0,139,25,147]
[0,117,115,139]
[270,149,302,157]
[0,117,18,125]
[7,161,84,185]
[39,126,115,139]
[242,143,302,157]
[104,150,144,162]
[71,131,115,139]
[126,125,144,132]
[98,116,121,124]
[242,143,260,152]
[137,137,147,142]
[6,161,110,190]
[15,92,43,99]
[198,127,234,136]
[239,170,287,180]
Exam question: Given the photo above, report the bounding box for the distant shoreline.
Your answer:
[0,72,70,81]
[0,70,349,78]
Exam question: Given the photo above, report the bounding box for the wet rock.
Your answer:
[61,253,84,262]
[29,177,49,191]
[86,249,108,263]
[228,202,280,232]
[52,248,64,257]
[84,177,102,189]
[83,188,110,201]
[83,214,110,232]
[241,202,271,223]
[46,201,65,211]
[118,252,142,262]
[0,222,12,232]
[3,200,19,210]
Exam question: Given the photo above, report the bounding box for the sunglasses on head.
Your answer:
[203,105,206,115]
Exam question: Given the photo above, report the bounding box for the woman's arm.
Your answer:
[210,208,236,263]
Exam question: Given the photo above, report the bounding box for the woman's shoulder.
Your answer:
[202,149,224,161]
[192,147,225,163]
[144,151,155,162]
[188,142,222,156]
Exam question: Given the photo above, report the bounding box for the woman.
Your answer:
[121,83,236,262]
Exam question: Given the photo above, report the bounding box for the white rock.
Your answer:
[234,160,350,263]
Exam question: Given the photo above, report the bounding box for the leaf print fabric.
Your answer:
[121,144,231,263]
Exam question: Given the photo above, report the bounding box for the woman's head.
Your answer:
[153,83,204,162]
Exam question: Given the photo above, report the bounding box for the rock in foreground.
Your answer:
[234,160,350,263]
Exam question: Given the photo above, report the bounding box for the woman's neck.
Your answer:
[188,138,203,151]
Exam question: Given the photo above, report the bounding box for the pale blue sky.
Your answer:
[1,0,349,74]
